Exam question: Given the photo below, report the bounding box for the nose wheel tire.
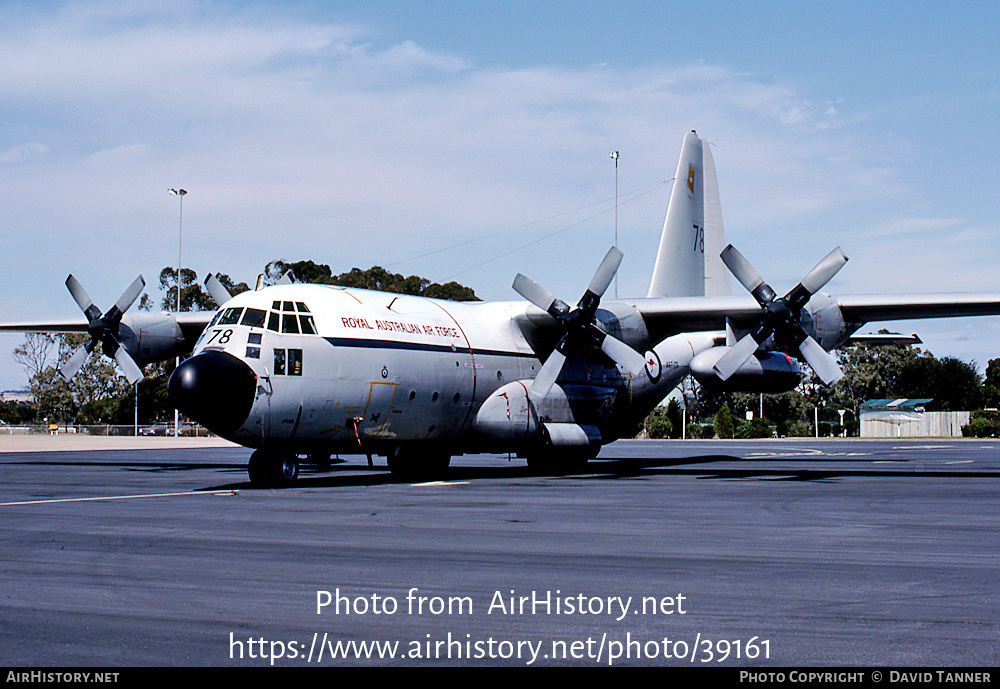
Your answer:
[248,450,299,487]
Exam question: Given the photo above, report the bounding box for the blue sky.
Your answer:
[2,0,999,389]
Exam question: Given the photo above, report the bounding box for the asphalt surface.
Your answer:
[1,438,998,667]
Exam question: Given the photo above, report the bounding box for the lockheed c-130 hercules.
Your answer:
[7,130,1000,486]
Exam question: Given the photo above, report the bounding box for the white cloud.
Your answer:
[0,143,48,164]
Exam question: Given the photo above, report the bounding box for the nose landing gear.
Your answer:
[247,450,299,488]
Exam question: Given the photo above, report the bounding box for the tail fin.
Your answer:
[647,131,705,298]
[647,131,731,298]
[702,140,731,297]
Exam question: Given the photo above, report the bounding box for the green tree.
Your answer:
[664,398,683,439]
[157,268,249,311]
[159,267,214,312]
[643,405,673,439]
[830,340,921,415]
[714,404,735,439]
[13,333,132,424]
[896,355,983,411]
[983,358,1000,408]
[214,273,251,300]
[264,260,479,301]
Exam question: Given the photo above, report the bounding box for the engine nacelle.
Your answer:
[119,312,188,365]
[474,381,539,441]
[806,293,852,351]
[541,422,601,449]
[691,346,803,392]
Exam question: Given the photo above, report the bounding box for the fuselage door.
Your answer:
[360,381,396,437]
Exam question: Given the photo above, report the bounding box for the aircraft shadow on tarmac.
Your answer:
[201,453,1000,491]
[5,450,995,492]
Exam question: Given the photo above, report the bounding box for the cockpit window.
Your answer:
[298,314,317,335]
[264,300,317,335]
[281,313,300,334]
[218,307,244,325]
[241,308,266,328]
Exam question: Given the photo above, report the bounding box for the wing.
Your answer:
[0,311,217,365]
[626,293,1000,345]
[835,293,1000,322]
[624,295,762,338]
[173,311,216,348]
[0,311,215,337]
[0,319,89,333]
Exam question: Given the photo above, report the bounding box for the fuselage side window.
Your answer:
[273,349,286,375]
[288,349,303,376]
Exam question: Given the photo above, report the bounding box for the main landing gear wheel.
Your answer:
[525,450,592,475]
[248,450,299,488]
[386,446,451,482]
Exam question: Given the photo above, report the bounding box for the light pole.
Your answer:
[609,151,619,298]
[168,188,186,438]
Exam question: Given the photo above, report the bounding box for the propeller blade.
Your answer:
[113,345,144,385]
[797,335,844,386]
[720,245,765,297]
[205,274,233,306]
[65,275,100,320]
[58,346,91,383]
[112,275,146,316]
[598,332,647,373]
[517,247,630,403]
[797,247,849,297]
[529,348,566,403]
[585,247,624,299]
[513,273,557,314]
[712,331,766,382]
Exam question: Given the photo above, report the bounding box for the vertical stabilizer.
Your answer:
[702,140,731,297]
[647,131,705,298]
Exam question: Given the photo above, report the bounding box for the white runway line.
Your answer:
[1,489,239,507]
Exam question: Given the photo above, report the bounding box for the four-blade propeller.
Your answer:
[513,247,646,403]
[714,244,847,386]
[59,274,146,385]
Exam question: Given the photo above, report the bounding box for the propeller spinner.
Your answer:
[714,245,847,386]
[513,247,646,403]
[59,274,146,385]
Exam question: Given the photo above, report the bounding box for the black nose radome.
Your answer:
[168,351,257,435]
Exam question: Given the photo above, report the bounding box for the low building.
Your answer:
[0,390,32,404]
[860,398,969,438]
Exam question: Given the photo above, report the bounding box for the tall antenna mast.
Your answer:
[610,150,619,298]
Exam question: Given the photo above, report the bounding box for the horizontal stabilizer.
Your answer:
[847,333,922,346]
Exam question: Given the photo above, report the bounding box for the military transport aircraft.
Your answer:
[6,130,1000,486]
